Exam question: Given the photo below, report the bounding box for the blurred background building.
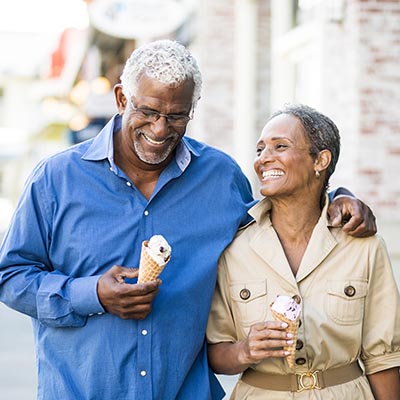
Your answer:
[0,0,399,398]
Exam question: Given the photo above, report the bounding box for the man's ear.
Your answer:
[114,84,127,115]
[314,149,332,173]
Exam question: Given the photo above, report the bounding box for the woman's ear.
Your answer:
[314,149,332,174]
[114,84,127,115]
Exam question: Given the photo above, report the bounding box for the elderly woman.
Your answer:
[206,104,400,399]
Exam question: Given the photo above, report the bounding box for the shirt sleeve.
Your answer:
[206,255,237,344]
[360,236,400,374]
[328,187,354,200]
[0,164,104,328]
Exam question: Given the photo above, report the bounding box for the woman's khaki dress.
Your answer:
[207,198,400,399]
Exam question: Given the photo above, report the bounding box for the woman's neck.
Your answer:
[269,196,323,275]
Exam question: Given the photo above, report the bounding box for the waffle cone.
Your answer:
[270,308,299,369]
[137,241,170,283]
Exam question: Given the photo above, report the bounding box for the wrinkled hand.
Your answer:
[237,321,292,366]
[328,195,377,237]
[97,265,160,320]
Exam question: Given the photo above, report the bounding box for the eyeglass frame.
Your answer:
[128,98,193,127]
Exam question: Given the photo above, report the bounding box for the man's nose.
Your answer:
[150,116,169,136]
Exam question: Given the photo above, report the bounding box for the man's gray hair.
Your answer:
[120,39,202,109]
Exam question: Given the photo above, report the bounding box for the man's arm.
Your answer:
[328,190,377,237]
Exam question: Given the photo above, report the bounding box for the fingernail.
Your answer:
[281,323,288,328]
[284,351,290,355]
[286,333,293,338]
[287,340,293,345]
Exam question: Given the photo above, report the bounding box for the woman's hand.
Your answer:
[237,320,293,366]
[207,320,291,375]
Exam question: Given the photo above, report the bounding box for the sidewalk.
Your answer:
[0,303,37,400]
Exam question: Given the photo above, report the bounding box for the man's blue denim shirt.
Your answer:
[0,114,255,399]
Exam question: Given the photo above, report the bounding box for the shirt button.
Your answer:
[295,357,306,365]
[292,295,301,304]
[144,210,149,216]
[140,370,147,377]
[141,329,148,336]
[344,285,356,297]
[126,181,132,187]
[239,288,251,300]
[296,339,304,350]
[298,319,302,328]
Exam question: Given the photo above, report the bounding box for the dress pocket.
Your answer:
[230,280,267,327]
[326,279,368,325]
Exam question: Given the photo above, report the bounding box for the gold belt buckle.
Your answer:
[296,370,322,392]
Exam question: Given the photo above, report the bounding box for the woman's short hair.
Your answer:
[271,104,341,189]
[120,40,202,109]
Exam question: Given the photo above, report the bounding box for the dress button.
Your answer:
[298,319,302,328]
[141,329,148,336]
[295,357,306,365]
[239,288,251,300]
[126,181,132,187]
[296,339,304,350]
[292,295,301,304]
[344,285,356,297]
[144,210,149,216]
[140,370,147,377]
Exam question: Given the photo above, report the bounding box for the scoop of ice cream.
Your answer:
[270,295,301,321]
[146,235,171,266]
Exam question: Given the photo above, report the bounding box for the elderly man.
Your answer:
[0,40,376,399]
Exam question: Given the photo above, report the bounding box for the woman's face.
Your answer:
[254,113,318,199]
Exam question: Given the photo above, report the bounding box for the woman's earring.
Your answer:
[315,170,320,178]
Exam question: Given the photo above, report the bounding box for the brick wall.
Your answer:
[194,0,236,154]
[194,0,271,162]
[323,0,400,223]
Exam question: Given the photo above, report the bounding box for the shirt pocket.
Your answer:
[325,279,368,325]
[230,280,267,327]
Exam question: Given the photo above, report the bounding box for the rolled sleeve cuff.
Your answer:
[363,352,400,375]
[70,275,105,316]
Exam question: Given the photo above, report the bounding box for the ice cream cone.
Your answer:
[138,240,170,283]
[271,308,299,369]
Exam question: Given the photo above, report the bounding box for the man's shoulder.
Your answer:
[30,140,94,179]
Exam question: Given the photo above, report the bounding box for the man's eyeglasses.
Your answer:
[129,99,192,127]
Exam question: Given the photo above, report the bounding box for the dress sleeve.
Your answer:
[0,164,104,328]
[206,255,238,344]
[361,235,400,374]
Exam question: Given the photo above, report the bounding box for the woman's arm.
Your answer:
[208,321,291,375]
[367,367,400,400]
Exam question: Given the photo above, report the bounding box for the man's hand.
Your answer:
[328,195,377,237]
[97,265,160,320]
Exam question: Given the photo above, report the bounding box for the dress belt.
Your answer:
[241,362,363,392]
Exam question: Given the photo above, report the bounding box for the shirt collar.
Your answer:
[82,114,199,173]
